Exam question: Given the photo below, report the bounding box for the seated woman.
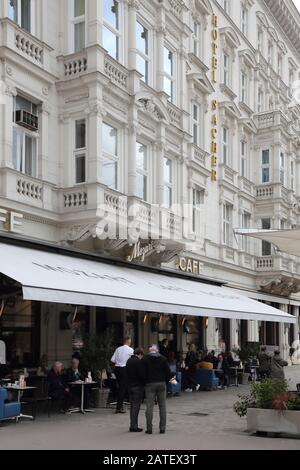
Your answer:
[48,362,72,412]
[65,357,91,408]
[214,354,229,389]
[183,345,200,392]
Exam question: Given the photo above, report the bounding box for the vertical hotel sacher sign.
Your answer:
[211,13,218,182]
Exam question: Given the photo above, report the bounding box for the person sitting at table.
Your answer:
[48,362,72,412]
[37,354,49,376]
[65,357,91,409]
[215,354,229,389]
[225,351,235,368]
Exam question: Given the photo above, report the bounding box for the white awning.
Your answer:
[0,242,295,324]
[235,228,300,257]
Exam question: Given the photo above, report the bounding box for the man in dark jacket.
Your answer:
[258,347,271,379]
[48,362,72,412]
[143,344,173,435]
[126,348,145,433]
[269,351,288,380]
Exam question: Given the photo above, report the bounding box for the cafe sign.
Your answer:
[176,256,204,275]
[0,208,23,233]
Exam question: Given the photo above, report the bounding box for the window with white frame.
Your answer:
[222,127,229,165]
[269,95,274,110]
[241,5,248,36]
[223,0,230,14]
[257,27,263,53]
[136,20,149,83]
[240,141,247,178]
[222,203,233,246]
[74,119,86,184]
[192,103,201,147]
[136,142,148,201]
[12,95,38,178]
[163,46,175,103]
[280,219,286,230]
[241,71,248,104]
[277,53,282,76]
[241,212,251,251]
[261,218,271,256]
[193,21,201,57]
[192,187,204,234]
[291,160,295,190]
[163,157,173,208]
[267,40,273,65]
[102,122,118,189]
[8,0,33,33]
[223,53,230,86]
[262,149,270,183]
[70,0,86,53]
[280,152,285,186]
[289,69,295,90]
[258,89,263,112]
[103,0,120,61]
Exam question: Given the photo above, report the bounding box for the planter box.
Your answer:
[247,408,300,437]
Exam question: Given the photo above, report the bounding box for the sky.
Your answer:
[293,0,300,11]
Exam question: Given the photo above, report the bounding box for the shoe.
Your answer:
[185,388,193,393]
[145,430,152,434]
[196,384,200,392]
[160,430,166,434]
[130,428,143,433]
[115,409,126,414]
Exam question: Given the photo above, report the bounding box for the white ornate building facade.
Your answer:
[0,0,300,364]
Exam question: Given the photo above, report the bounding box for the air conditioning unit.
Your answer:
[15,110,38,131]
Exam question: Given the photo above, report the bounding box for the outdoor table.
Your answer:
[229,367,241,387]
[68,381,96,414]
[5,385,37,420]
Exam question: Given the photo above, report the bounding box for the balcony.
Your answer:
[255,183,292,205]
[255,110,289,131]
[0,18,53,72]
[256,254,300,295]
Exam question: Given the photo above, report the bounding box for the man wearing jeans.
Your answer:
[111,337,133,414]
[126,348,145,433]
[143,344,173,435]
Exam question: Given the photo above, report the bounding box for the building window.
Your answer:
[164,157,173,208]
[192,103,201,147]
[136,20,149,83]
[280,152,285,186]
[280,219,286,230]
[71,0,86,53]
[8,0,32,33]
[241,6,248,36]
[193,22,201,57]
[136,142,147,201]
[289,69,295,90]
[102,122,118,189]
[261,218,271,256]
[223,0,230,14]
[223,203,232,246]
[241,72,248,104]
[267,40,273,65]
[192,188,204,234]
[258,89,263,112]
[74,119,86,184]
[223,53,229,86]
[222,127,229,165]
[241,212,251,251]
[269,96,274,110]
[291,160,295,190]
[262,149,270,183]
[164,46,175,103]
[103,0,120,61]
[241,141,247,178]
[12,95,38,178]
[277,53,282,76]
[257,28,263,53]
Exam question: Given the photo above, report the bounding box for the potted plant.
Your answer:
[234,379,300,437]
[80,327,115,408]
[234,343,260,384]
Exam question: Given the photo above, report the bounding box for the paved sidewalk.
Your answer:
[0,366,300,450]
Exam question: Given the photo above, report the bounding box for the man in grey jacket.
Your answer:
[142,344,173,435]
[269,351,288,380]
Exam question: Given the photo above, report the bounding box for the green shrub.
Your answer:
[252,379,288,409]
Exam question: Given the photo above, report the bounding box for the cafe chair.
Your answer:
[0,388,21,423]
[195,369,219,391]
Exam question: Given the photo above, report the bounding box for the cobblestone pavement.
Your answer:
[0,366,300,450]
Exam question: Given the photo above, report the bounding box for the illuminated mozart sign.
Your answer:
[211,13,218,182]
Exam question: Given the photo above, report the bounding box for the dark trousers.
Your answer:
[115,367,127,411]
[129,386,144,430]
[215,370,228,387]
[145,382,167,432]
[50,389,72,411]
